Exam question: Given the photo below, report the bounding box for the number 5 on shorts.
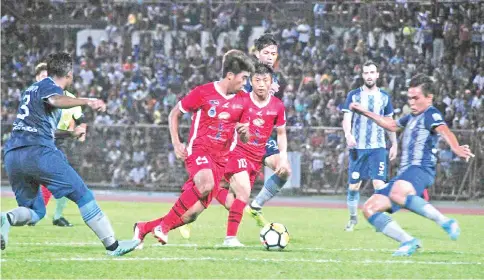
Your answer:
[378,162,385,176]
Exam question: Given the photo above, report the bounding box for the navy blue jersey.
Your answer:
[396,106,445,174]
[4,78,64,152]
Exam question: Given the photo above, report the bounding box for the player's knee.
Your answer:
[279,168,291,180]
[389,183,415,205]
[234,188,250,203]
[372,180,385,190]
[183,212,199,224]
[348,182,361,191]
[362,196,387,219]
[68,189,94,207]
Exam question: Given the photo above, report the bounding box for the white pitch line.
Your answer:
[2,256,480,266]
[12,242,475,255]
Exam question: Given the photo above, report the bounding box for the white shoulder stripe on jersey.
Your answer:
[229,130,238,151]
[186,109,202,156]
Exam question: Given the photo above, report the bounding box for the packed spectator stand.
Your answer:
[1,0,483,200]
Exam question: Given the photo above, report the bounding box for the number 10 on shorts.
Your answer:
[238,158,247,169]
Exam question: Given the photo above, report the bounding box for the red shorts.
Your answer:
[224,153,262,188]
[182,152,227,208]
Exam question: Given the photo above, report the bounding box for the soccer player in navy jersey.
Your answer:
[243,34,291,227]
[349,74,473,256]
[1,52,139,256]
[341,61,398,231]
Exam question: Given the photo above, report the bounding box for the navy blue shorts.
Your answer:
[4,145,89,212]
[348,148,388,184]
[263,139,280,164]
[375,165,435,213]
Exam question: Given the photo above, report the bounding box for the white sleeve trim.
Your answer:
[431,121,446,128]
[384,113,394,117]
[275,123,286,128]
[178,101,187,114]
[341,109,351,113]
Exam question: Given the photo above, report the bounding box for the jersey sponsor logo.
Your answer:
[209,100,220,105]
[208,106,217,117]
[218,112,231,120]
[12,122,38,133]
[252,118,265,127]
[266,110,277,116]
[432,113,443,121]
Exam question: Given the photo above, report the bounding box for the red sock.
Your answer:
[226,199,246,237]
[162,185,203,232]
[41,185,52,205]
[216,188,229,206]
[143,218,164,233]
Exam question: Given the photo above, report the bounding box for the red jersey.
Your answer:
[231,92,286,162]
[179,82,248,160]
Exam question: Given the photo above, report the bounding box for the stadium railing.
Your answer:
[1,124,482,200]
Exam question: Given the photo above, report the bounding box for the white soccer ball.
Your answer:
[259,223,289,251]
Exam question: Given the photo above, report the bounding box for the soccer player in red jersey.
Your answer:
[132,50,254,248]
[221,62,289,247]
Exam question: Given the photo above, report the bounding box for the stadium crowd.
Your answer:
[1,1,483,193]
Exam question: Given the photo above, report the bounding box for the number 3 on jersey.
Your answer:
[17,94,31,120]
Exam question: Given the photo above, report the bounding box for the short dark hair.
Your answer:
[362,60,379,72]
[255,34,278,51]
[222,50,255,77]
[46,52,72,78]
[409,73,434,97]
[252,62,274,77]
[35,63,47,76]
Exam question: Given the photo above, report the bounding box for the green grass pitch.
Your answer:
[1,198,483,279]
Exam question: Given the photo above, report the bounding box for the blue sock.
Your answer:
[405,195,449,225]
[253,174,287,207]
[368,212,392,232]
[69,190,117,248]
[368,212,413,243]
[346,189,360,217]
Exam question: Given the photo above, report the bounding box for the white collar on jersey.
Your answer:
[249,91,272,108]
[214,81,236,100]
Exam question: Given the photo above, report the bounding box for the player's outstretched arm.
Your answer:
[434,125,475,161]
[47,95,106,112]
[349,103,399,132]
[169,103,187,160]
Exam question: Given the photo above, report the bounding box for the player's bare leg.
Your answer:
[389,181,460,240]
[363,193,421,256]
[247,154,290,227]
[223,171,251,247]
